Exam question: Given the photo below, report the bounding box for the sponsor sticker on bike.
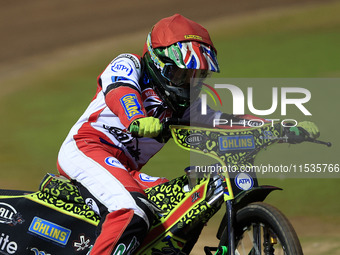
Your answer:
[30,247,51,255]
[218,135,255,151]
[235,173,254,191]
[73,234,91,252]
[113,236,139,255]
[185,133,205,145]
[0,202,25,226]
[0,232,17,254]
[28,217,71,246]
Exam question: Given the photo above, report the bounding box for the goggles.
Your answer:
[162,63,211,88]
[146,33,212,88]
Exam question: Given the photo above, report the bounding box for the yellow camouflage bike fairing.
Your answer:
[0,122,310,255]
[136,122,287,255]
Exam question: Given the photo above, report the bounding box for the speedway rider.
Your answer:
[57,14,319,254]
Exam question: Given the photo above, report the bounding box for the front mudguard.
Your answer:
[216,185,282,240]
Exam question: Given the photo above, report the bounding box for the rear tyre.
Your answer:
[219,202,303,255]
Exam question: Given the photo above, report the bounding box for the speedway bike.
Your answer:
[0,119,331,255]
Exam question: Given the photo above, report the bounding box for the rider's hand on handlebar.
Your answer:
[286,121,320,143]
[297,121,320,139]
[129,117,162,138]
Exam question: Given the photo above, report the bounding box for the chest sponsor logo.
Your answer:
[141,88,159,101]
[103,125,133,144]
[219,135,255,151]
[28,217,71,246]
[0,232,17,254]
[0,202,25,226]
[120,94,144,120]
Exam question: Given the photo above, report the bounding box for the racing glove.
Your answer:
[297,121,320,139]
[286,121,320,143]
[129,117,162,138]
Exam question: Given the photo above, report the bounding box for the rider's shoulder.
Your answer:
[110,53,142,70]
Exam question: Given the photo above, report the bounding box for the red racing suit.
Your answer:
[57,53,222,254]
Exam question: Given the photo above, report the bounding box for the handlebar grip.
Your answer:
[286,133,332,147]
[155,118,183,143]
[128,118,182,141]
[305,137,332,147]
[284,127,331,147]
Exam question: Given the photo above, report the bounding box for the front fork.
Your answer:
[225,200,236,255]
[215,186,282,255]
[212,200,236,255]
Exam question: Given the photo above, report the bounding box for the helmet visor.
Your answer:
[162,63,211,88]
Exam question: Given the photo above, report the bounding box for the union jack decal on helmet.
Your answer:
[178,41,219,72]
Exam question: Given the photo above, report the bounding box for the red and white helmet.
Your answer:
[143,14,220,114]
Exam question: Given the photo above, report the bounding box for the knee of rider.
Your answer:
[131,171,169,189]
[130,192,156,229]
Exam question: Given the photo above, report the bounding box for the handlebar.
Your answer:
[128,118,189,142]
[304,137,332,147]
[130,118,332,147]
[284,127,332,147]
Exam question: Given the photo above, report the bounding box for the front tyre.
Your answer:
[219,202,303,255]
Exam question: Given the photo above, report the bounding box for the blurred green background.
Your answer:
[0,1,339,253]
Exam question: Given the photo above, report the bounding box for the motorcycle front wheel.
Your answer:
[219,202,303,255]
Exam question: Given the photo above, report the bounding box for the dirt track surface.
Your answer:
[0,0,334,74]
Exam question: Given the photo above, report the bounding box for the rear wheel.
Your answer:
[219,202,303,255]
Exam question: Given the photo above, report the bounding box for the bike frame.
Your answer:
[1,121,324,254]
[169,123,285,255]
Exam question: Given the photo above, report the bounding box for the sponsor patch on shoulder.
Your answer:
[120,94,144,120]
[28,217,71,246]
[111,59,133,76]
[112,54,140,69]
